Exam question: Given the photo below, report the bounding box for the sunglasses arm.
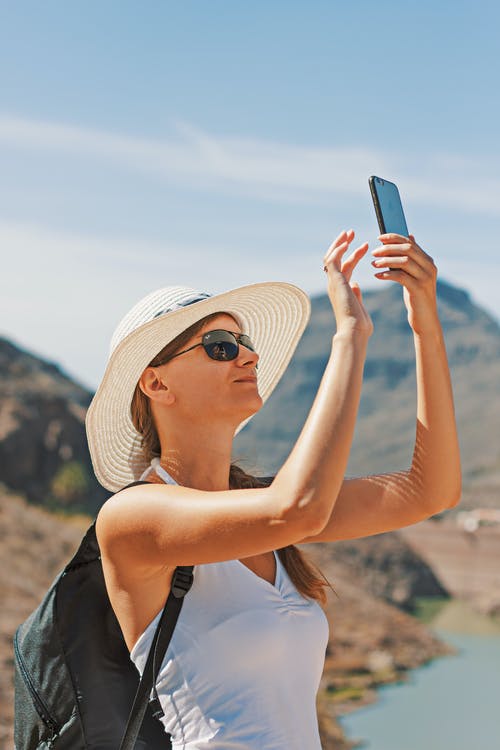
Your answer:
[157,342,203,365]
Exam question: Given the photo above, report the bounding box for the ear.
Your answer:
[139,367,175,405]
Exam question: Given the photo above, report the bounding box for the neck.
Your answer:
[155,421,235,491]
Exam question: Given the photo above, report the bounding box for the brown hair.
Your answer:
[130,312,334,606]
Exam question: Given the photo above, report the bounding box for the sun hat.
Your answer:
[85,282,310,492]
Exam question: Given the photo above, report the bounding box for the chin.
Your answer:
[237,396,263,422]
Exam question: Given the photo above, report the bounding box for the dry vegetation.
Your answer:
[0,487,89,749]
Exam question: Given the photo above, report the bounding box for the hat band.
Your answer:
[152,293,211,319]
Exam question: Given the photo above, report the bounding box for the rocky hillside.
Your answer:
[323,531,448,612]
[0,337,108,514]
[0,487,453,750]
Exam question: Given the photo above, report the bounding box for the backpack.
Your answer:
[13,480,193,749]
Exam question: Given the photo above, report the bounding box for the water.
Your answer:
[338,599,500,750]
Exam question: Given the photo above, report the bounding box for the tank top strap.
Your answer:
[147,456,177,484]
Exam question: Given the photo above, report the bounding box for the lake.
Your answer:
[338,598,500,750]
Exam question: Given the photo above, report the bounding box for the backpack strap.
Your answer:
[119,565,194,750]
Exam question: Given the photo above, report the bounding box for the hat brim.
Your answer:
[85,281,310,492]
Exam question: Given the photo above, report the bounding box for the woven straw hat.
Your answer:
[85,282,310,492]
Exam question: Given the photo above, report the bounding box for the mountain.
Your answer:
[0,336,108,514]
[234,278,500,504]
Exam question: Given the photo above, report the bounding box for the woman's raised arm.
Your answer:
[371,232,461,505]
[296,232,461,544]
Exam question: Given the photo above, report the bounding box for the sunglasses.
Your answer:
[157,329,258,367]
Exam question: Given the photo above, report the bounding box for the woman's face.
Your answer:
[155,313,263,429]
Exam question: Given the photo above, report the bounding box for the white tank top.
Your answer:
[131,460,329,749]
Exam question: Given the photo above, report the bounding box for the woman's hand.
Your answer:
[323,229,373,339]
[371,233,439,335]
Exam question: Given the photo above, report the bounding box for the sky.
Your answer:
[1,0,499,392]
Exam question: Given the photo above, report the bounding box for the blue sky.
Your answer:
[1,0,499,391]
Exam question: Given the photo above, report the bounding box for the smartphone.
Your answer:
[369,176,409,237]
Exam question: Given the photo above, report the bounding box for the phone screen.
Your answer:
[369,176,409,236]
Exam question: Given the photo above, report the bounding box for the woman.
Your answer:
[86,228,461,749]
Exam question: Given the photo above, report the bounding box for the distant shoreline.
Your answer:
[336,603,500,750]
[400,519,500,617]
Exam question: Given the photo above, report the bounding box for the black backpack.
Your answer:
[13,480,194,749]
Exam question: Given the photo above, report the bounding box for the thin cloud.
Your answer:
[0,113,498,214]
[0,218,333,389]
[1,216,497,391]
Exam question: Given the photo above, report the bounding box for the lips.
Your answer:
[234,377,257,383]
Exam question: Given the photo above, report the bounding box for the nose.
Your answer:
[238,344,259,371]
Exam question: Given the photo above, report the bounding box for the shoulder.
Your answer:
[96,480,154,548]
[96,480,172,584]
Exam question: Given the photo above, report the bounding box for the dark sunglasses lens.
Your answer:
[203,330,239,360]
[206,340,239,360]
[202,330,258,361]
